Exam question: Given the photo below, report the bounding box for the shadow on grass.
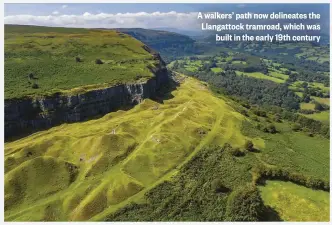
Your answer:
[261,205,283,221]
[249,148,261,153]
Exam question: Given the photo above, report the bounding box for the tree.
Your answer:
[244,140,254,152]
[301,82,308,88]
[32,83,39,89]
[211,179,229,193]
[230,147,245,157]
[274,114,282,123]
[284,70,291,75]
[314,102,324,111]
[267,124,277,134]
[302,94,311,103]
[95,59,103,64]
[75,57,81,62]
[225,184,264,221]
[288,73,297,82]
[28,72,34,80]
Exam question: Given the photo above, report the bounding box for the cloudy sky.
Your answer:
[5,4,213,30]
[4,3,330,32]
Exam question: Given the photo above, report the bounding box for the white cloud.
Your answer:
[83,12,91,17]
[4,11,199,30]
[62,5,68,9]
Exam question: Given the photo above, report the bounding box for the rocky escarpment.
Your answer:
[5,54,169,140]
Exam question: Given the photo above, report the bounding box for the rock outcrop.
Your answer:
[5,56,169,139]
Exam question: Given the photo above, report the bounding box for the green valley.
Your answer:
[4,19,330,223]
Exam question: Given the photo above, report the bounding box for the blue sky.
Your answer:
[4,3,329,32]
[4,4,245,16]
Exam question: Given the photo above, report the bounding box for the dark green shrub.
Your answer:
[211,178,229,193]
[225,184,264,221]
[314,102,324,111]
[239,109,248,117]
[75,57,81,62]
[28,72,34,79]
[230,147,245,157]
[274,114,282,123]
[32,83,39,89]
[244,140,254,152]
[262,126,269,133]
[95,59,103,64]
[267,124,277,134]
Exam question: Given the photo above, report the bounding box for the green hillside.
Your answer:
[5,25,159,99]
[113,28,200,62]
[5,75,248,221]
[4,24,330,222]
[5,74,329,221]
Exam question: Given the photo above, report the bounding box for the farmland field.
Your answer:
[259,180,330,221]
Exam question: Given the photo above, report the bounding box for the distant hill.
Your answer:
[151,27,203,37]
[114,28,195,47]
[112,28,200,62]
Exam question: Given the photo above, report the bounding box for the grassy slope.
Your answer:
[5,75,329,221]
[5,25,157,99]
[259,180,329,221]
[5,75,251,221]
[104,103,330,221]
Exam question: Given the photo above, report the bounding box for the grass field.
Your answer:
[295,46,329,64]
[259,180,330,221]
[312,97,330,106]
[303,111,330,124]
[295,92,303,98]
[300,103,315,110]
[211,67,223,73]
[5,75,251,221]
[231,60,246,64]
[183,60,203,72]
[311,82,330,92]
[269,71,289,80]
[235,71,285,83]
[5,25,158,99]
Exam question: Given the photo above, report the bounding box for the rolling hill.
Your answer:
[4,25,330,222]
[5,74,250,221]
[113,28,201,62]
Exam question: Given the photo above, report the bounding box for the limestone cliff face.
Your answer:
[5,58,169,139]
